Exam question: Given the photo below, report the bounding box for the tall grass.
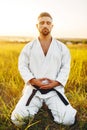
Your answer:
[0,43,87,130]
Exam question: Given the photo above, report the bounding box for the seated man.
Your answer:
[11,12,77,128]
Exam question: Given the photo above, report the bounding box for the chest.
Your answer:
[40,42,51,56]
[30,42,62,63]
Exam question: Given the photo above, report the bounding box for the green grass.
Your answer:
[0,43,87,130]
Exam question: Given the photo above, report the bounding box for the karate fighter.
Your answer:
[11,12,77,127]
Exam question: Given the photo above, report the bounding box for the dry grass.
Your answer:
[0,42,87,130]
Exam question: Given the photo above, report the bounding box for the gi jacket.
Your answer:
[18,38,71,98]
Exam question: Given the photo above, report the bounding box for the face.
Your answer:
[36,16,53,36]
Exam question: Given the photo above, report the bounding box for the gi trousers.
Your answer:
[11,85,77,127]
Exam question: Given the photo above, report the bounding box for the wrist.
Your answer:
[29,78,36,85]
[55,81,61,86]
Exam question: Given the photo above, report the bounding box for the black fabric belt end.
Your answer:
[33,85,69,106]
[26,85,69,106]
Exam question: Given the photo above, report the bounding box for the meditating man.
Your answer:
[11,12,77,128]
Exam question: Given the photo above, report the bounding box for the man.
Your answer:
[11,12,77,127]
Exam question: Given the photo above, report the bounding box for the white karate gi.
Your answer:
[11,38,77,126]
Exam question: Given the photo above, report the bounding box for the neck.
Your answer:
[38,34,52,42]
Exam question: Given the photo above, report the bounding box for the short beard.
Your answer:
[41,28,50,36]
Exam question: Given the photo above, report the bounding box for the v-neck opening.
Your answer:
[37,38,53,57]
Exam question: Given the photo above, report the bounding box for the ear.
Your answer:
[51,24,53,29]
[36,24,38,29]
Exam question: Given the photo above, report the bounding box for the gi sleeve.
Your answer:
[56,44,71,87]
[18,42,35,84]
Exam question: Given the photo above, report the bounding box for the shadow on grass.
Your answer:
[0,107,87,130]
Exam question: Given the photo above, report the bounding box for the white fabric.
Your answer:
[11,85,76,126]
[11,38,77,126]
[18,38,70,86]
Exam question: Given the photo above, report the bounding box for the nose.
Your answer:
[43,22,48,27]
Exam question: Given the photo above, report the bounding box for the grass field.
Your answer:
[0,42,87,130]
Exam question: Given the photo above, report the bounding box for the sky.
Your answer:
[0,0,87,38]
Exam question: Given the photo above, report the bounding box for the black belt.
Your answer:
[33,85,53,94]
[26,85,69,106]
[26,89,37,106]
